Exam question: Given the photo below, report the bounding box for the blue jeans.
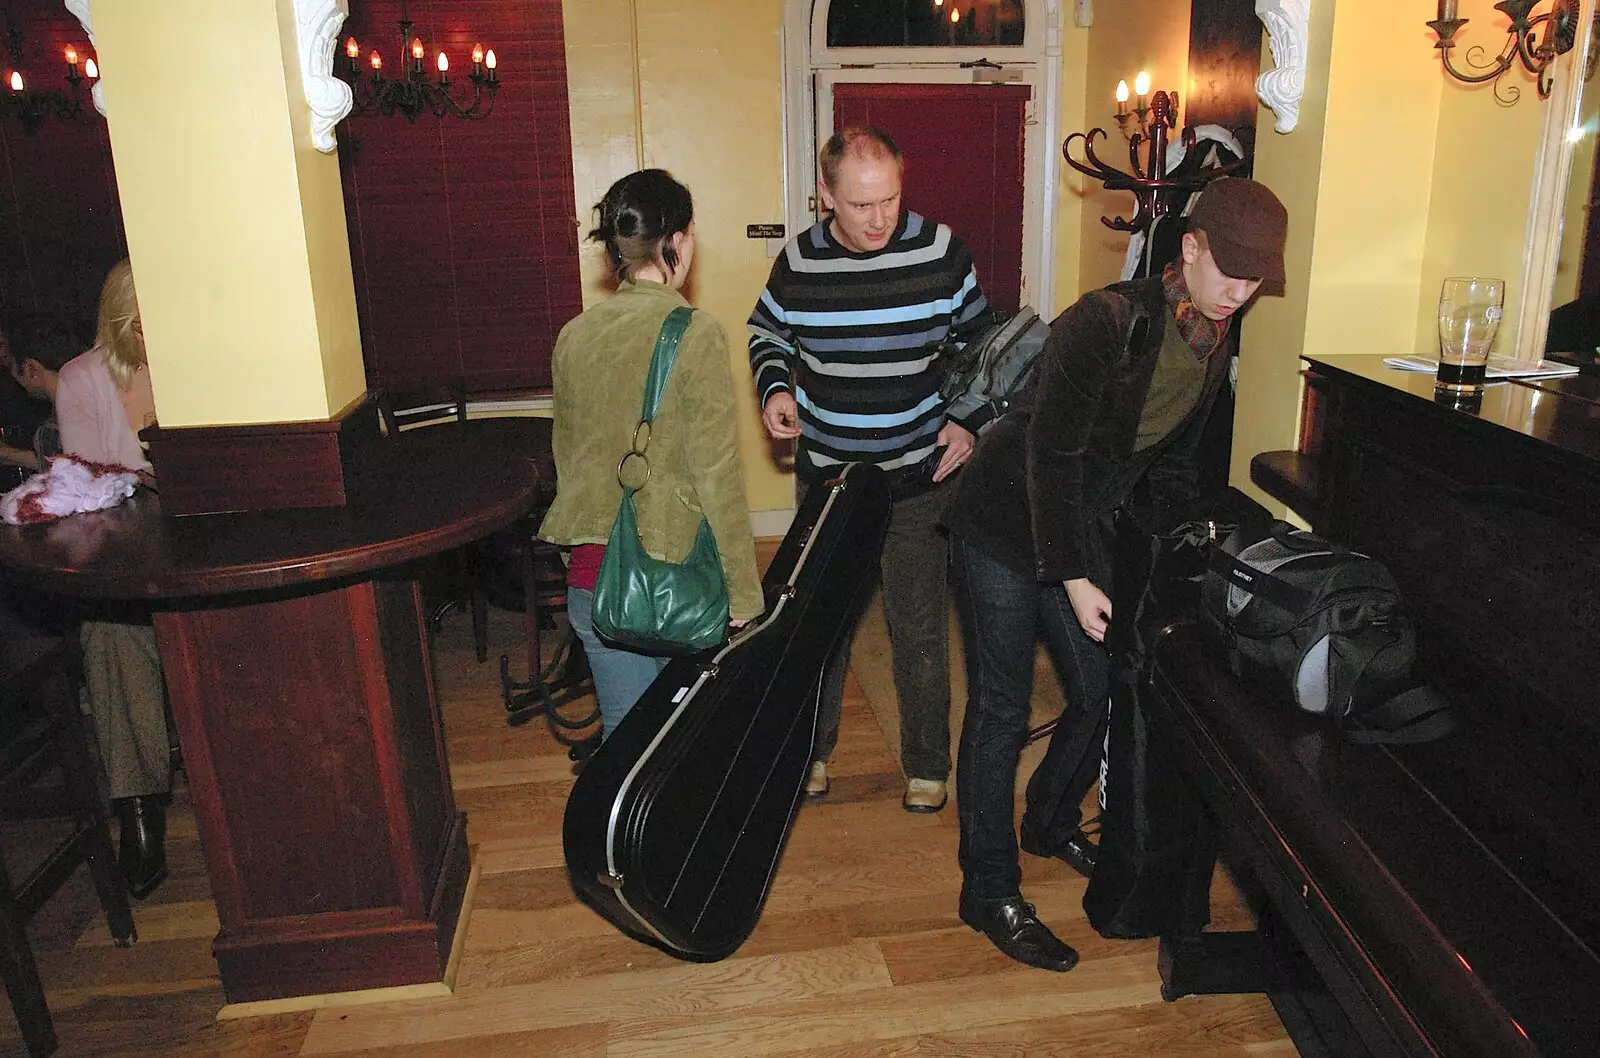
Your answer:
[566,587,670,740]
[951,535,1110,900]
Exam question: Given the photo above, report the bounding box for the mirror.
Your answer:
[1533,1,1600,359]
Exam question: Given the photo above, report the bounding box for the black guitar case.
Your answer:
[562,462,891,960]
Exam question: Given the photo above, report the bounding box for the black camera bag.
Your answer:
[1201,522,1457,744]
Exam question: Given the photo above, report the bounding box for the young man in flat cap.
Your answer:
[941,177,1290,971]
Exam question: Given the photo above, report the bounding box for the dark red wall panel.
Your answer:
[0,1,126,341]
[338,0,581,393]
[834,82,1030,314]
[0,0,579,395]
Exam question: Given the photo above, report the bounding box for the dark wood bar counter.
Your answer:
[0,430,539,1008]
[1205,353,1600,1054]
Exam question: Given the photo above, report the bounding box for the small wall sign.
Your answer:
[747,224,786,239]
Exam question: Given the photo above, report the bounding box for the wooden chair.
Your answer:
[1,604,136,1057]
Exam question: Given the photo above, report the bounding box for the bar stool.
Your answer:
[1,604,136,1057]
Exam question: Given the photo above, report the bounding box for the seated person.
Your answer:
[56,259,171,900]
[0,312,78,474]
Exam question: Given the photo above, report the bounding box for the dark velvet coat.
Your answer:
[942,277,1231,588]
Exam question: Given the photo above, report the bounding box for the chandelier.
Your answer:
[1063,89,1243,233]
[1,18,98,132]
[338,2,499,122]
[1427,0,1579,104]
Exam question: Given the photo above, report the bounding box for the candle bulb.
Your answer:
[370,50,383,81]
[951,7,960,23]
[65,46,78,67]
[1134,70,1150,101]
[8,71,22,92]
[346,37,359,59]
[472,43,484,73]
[83,57,97,79]
[437,51,449,83]
[484,48,497,82]
[1116,79,1129,116]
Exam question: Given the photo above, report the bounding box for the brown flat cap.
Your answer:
[1188,177,1289,297]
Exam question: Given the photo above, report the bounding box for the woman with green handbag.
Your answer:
[538,170,763,739]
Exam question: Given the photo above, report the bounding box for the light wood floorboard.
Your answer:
[1,550,1292,1055]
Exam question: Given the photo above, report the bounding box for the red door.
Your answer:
[834,82,1030,313]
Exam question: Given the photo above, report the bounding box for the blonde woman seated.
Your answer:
[56,258,170,898]
[539,169,762,740]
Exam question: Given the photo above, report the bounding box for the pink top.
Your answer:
[55,349,151,473]
[567,543,606,592]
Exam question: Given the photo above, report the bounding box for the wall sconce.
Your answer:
[0,19,98,132]
[1427,0,1579,104]
[338,1,499,122]
[1065,88,1244,233]
[1113,71,1153,140]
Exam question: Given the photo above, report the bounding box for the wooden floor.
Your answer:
[1,575,1295,1056]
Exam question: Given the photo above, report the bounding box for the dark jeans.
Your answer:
[811,485,952,781]
[951,534,1110,900]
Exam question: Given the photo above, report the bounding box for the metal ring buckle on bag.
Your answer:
[616,419,653,490]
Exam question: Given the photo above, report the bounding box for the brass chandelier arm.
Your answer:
[1427,0,1578,102]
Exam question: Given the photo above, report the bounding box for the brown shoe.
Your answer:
[804,760,830,799]
[902,778,947,813]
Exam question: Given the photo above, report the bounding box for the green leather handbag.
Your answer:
[591,306,730,655]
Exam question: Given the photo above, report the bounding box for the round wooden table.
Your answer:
[0,432,539,1007]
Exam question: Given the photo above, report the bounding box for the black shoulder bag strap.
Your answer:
[1338,624,1459,745]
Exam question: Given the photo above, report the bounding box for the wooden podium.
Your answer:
[0,427,538,1005]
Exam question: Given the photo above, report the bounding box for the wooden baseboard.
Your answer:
[214,857,480,1021]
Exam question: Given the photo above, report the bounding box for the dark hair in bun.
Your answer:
[588,169,695,282]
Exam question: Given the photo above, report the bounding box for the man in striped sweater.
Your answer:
[748,126,990,813]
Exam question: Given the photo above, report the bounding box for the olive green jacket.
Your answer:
[538,280,763,620]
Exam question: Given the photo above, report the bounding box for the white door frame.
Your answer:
[781,0,1063,315]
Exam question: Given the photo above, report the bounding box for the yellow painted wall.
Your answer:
[93,0,364,427]
[1414,64,1544,356]
[1076,0,1191,293]
[1233,0,1550,500]
[562,0,790,513]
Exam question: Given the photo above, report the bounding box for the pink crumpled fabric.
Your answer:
[0,454,141,525]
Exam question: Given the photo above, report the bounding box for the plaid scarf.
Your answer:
[1162,262,1231,360]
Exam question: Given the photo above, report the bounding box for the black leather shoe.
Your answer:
[116,795,168,900]
[1018,822,1098,879]
[959,892,1079,972]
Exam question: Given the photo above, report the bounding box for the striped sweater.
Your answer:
[747,211,990,492]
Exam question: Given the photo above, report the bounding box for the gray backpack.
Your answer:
[939,306,1051,433]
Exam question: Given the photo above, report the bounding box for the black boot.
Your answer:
[116,795,168,900]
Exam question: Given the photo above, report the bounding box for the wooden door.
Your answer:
[833,82,1030,313]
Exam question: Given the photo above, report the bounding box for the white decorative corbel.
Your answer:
[62,0,105,117]
[1255,0,1310,134]
[294,0,352,153]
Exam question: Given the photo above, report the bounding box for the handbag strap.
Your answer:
[639,306,696,425]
